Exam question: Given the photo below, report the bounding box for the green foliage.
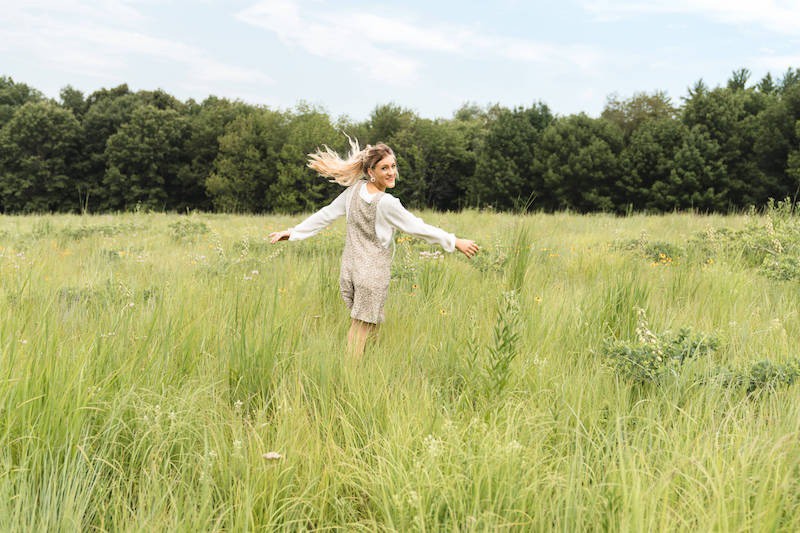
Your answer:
[602,90,677,139]
[104,105,189,210]
[206,108,288,212]
[1,72,800,215]
[467,239,508,274]
[365,103,416,143]
[618,117,731,212]
[176,97,250,211]
[619,118,688,210]
[601,308,718,384]
[78,86,138,210]
[470,103,553,210]
[738,359,800,394]
[484,290,522,397]
[505,224,532,292]
[666,125,728,211]
[536,113,623,212]
[58,85,87,118]
[389,116,476,211]
[59,221,141,240]
[681,82,773,207]
[464,290,523,401]
[269,104,341,213]
[0,76,43,126]
[690,198,800,281]
[614,231,684,264]
[0,101,81,212]
[168,218,209,242]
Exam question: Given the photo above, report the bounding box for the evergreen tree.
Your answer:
[536,114,623,212]
[472,103,553,210]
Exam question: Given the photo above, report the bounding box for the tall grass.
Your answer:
[1,209,799,530]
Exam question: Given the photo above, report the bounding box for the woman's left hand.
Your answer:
[269,230,291,244]
[455,238,479,259]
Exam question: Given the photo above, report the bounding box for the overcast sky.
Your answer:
[2,0,799,120]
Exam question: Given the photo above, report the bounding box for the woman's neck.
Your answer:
[365,181,385,194]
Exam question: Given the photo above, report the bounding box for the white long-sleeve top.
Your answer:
[289,183,456,252]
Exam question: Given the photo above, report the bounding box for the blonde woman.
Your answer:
[269,139,479,357]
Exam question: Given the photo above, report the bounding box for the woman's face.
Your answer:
[368,155,397,191]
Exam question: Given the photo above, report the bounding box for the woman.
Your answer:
[269,138,479,357]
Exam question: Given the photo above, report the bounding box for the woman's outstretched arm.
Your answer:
[380,196,479,258]
[269,188,348,244]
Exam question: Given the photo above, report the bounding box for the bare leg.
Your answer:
[347,318,376,359]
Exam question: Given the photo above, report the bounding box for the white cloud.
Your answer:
[236,0,422,85]
[3,0,147,29]
[757,54,800,70]
[236,0,607,85]
[350,13,465,53]
[0,1,272,93]
[583,0,800,34]
[498,39,604,71]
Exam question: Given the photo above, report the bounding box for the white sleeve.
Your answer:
[288,189,347,241]
[380,195,456,252]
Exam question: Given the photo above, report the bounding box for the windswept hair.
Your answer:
[307,135,395,187]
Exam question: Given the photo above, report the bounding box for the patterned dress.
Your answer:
[339,181,393,324]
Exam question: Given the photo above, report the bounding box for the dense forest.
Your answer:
[1,67,799,214]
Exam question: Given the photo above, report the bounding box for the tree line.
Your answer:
[1,67,799,214]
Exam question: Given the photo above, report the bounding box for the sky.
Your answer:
[2,0,799,121]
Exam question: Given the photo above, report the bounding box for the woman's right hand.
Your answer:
[269,230,291,244]
[455,238,479,259]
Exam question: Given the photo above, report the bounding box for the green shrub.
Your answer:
[690,198,800,281]
[168,218,209,242]
[717,359,800,394]
[600,307,717,384]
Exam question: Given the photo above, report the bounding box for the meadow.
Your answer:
[1,205,799,531]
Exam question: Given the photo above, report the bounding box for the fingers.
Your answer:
[458,239,479,258]
[268,231,287,244]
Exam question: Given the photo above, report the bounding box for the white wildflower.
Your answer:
[419,250,443,260]
[505,440,523,454]
[423,434,443,458]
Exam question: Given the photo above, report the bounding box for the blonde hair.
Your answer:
[307,136,395,187]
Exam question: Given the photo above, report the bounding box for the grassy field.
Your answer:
[1,207,799,531]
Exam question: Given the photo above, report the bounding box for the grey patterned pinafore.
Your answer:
[339,180,393,324]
